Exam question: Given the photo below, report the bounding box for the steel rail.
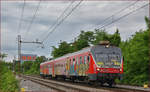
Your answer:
[20,75,149,92]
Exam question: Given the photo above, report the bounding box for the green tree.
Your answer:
[119,17,149,86]
[93,29,110,45]
[22,56,47,74]
[72,31,94,51]
[145,16,150,29]
[0,53,7,59]
[52,41,72,58]
[109,29,121,46]
[22,61,33,73]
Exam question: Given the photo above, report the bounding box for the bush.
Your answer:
[0,62,19,92]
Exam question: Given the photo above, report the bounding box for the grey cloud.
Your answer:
[2,1,149,61]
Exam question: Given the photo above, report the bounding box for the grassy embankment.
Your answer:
[0,61,19,92]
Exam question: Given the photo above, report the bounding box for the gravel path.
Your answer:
[17,75,58,92]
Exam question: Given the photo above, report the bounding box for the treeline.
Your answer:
[119,17,149,85]
[16,56,47,75]
[52,29,121,58]
[0,61,19,92]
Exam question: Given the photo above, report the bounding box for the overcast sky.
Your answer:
[1,0,149,62]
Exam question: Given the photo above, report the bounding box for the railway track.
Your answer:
[20,75,149,92]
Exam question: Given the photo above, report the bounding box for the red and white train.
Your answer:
[40,42,123,86]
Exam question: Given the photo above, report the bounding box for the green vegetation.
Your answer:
[20,56,46,75]
[0,61,19,92]
[119,17,149,86]
[51,29,121,58]
[0,53,7,60]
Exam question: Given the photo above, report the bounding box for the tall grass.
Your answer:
[0,61,19,92]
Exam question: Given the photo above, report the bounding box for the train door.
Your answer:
[48,64,51,75]
[87,55,90,72]
[73,57,75,75]
[66,57,70,77]
[52,63,55,77]
[83,55,87,76]
[79,56,82,76]
[75,56,79,75]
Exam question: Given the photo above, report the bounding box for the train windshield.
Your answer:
[91,45,122,68]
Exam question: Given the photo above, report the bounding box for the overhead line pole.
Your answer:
[18,35,43,73]
[0,0,1,61]
[18,35,21,73]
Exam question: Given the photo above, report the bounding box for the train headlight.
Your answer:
[97,68,100,71]
[120,69,122,71]
[106,45,109,48]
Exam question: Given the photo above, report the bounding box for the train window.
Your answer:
[73,58,75,65]
[76,57,78,65]
[73,58,75,61]
[87,56,90,61]
[80,56,82,64]
[84,56,87,64]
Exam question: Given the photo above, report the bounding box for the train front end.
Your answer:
[91,42,123,86]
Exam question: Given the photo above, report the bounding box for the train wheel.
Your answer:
[109,82,113,87]
[100,82,104,86]
[87,81,92,85]
[108,80,114,87]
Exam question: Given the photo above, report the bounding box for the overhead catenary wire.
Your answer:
[34,1,75,41]
[35,0,75,41]
[24,0,42,40]
[41,0,83,43]
[36,1,142,54]
[31,1,148,56]
[30,0,77,53]
[44,0,75,34]
[17,0,26,34]
[89,0,139,30]
[97,3,149,30]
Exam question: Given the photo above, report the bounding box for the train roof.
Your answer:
[40,45,120,66]
[40,46,92,65]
